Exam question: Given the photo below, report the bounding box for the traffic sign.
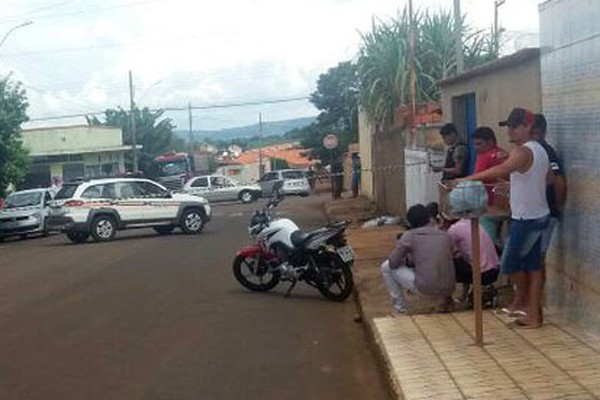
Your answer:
[323,134,339,150]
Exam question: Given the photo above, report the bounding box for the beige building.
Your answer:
[20,125,134,188]
[440,48,541,151]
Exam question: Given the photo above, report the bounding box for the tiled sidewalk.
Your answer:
[328,198,600,400]
[374,310,600,399]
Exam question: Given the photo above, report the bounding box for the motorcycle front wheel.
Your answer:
[315,254,354,302]
[233,254,280,292]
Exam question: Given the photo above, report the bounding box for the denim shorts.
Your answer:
[540,217,559,256]
[500,215,550,275]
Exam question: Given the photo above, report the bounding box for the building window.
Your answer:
[85,162,119,178]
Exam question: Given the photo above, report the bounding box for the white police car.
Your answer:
[47,178,211,243]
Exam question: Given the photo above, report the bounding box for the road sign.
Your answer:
[323,134,339,150]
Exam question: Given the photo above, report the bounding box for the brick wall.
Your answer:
[372,128,406,216]
[540,0,600,330]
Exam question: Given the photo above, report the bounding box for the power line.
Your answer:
[0,0,76,21]
[28,96,311,122]
[0,0,167,24]
[2,28,246,57]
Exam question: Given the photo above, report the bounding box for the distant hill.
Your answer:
[174,116,316,142]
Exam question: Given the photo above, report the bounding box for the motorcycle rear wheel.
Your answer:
[233,254,280,292]
[315,254,354,302]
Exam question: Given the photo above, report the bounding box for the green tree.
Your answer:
[270,157,289,171]
[358,7,498,127]
[87,107,181,173]
[310,61,359,136]
[285,62,360,162]
[0,76,29,197]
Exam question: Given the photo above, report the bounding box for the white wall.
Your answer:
[22,126,123,155]
[404,149,442,208]
[217,160,271,185]
[540,0,600,331]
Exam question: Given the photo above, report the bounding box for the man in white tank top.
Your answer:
[460,108,550,328]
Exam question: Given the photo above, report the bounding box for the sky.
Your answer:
[0,0,541,131]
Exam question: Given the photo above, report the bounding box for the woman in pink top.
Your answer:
[443,216,500,301]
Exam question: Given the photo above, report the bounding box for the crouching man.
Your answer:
[380,204,456,314]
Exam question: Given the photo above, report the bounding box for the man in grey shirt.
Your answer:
[380,204,456,313]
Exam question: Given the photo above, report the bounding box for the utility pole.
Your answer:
[128,70,138,172]
[494,0,506,56]
[453,0,464,73]
[188,102,193,153]
[258,113,263,179]
[408,0,417,142]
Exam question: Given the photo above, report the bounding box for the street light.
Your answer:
[137,80,163,104]
[0,21,34,54]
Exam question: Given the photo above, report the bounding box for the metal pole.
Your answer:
[129,70,138,172]
[494,0,506,56]
[471,218,483,346]
[188,102,193,153]
[408,0,417,142]
[258,113,263,179]
[453,0,464,73]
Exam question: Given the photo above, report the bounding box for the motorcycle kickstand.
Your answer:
[284,279,297,298]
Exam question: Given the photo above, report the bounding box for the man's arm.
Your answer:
[548,149,568,213]
[463,146,532,182]
[554,174,567,213]
[388,234,410,269]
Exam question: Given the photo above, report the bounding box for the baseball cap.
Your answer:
[499,107,535,128]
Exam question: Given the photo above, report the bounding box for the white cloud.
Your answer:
[0,0,542,130]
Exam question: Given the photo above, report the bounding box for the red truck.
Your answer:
[151,151,211,190]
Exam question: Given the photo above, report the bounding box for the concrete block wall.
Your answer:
[540,0,600,330]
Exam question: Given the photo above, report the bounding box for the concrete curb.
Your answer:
[352,287,404,400]
[322,199,402,400]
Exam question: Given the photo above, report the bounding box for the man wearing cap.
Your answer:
[460,107,550,328]
[532,113,567,275]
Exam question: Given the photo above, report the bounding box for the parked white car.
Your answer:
[182,175,262,204]
[258,169,310,197]
[0,188,54,240]
[46,178,211,243]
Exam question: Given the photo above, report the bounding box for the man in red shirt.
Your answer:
[473,127,508,247]
[474,127,508,174]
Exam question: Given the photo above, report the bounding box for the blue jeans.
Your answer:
[500,216,549,275]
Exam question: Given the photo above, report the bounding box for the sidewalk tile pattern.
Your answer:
[375,311,600,400]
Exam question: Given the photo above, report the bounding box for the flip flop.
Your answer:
[512,319,543,329]
[508,310,527,318]
[495,307,522,315]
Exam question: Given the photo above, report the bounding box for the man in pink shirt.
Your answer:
[444,216,500,301]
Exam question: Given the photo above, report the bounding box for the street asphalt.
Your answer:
[0,194,391,400]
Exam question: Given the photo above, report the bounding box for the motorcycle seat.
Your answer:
[291,230,310,247]
[291,227,331,248]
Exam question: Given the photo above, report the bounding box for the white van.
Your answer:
[258,169,310,197]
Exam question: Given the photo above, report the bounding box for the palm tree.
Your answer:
[358,7,497,128]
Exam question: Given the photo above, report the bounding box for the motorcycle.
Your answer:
[232,193,355,301]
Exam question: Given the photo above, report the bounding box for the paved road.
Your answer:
[0,194,391,400]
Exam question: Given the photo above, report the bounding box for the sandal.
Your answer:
[508,310,527,318]
[511,318,543,329]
